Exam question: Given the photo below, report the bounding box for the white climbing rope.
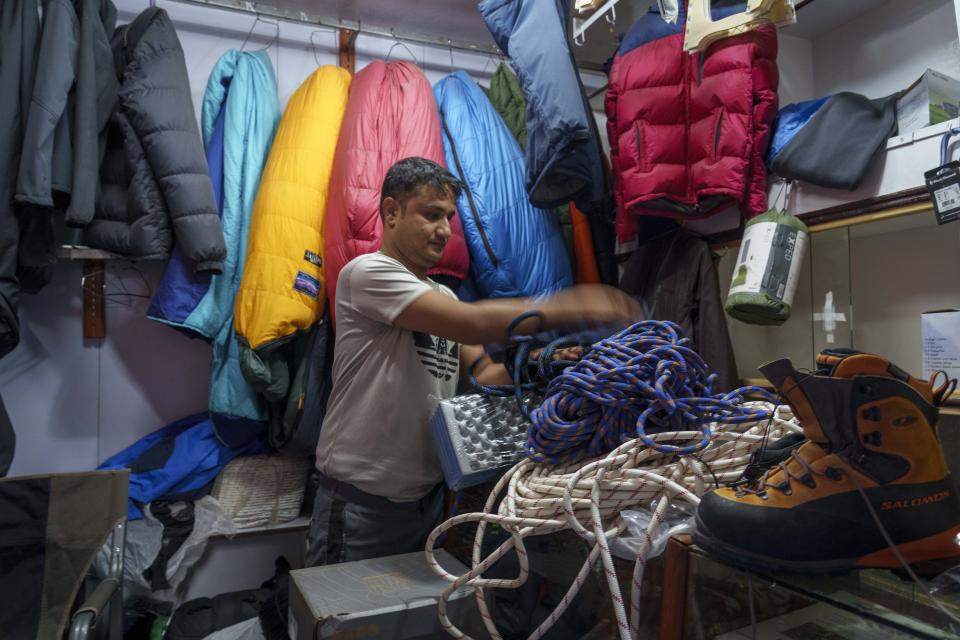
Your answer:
[425,402,801,640]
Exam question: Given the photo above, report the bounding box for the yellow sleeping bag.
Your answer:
[234,65,350,404]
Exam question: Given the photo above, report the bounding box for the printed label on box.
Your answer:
[922,310,960,380]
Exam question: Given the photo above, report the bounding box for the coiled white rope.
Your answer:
[425,402,801,640]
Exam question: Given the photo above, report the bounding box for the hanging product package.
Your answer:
[725,208,808,326]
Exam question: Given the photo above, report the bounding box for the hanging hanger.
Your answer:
[448,41,455,74]
[482,56,495,76]
[385,31,421,67]
[240,15,280,53]
[309,28,335,66]
[606,3,617,25]
[770,178,794,212]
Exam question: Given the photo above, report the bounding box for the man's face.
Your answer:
[382,186,456,271]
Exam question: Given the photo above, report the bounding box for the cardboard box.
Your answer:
[897,69,960,134]
[922,309,960,383]
[896,69,960,136]
[288,550,476,640]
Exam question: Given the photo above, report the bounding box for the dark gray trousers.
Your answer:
[305,476,444,567]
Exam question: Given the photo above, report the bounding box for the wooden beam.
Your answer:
[659,536,691,640]
[338,28,357,75]
[82,260,106,339]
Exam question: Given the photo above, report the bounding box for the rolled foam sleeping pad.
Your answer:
[725,208,809,326]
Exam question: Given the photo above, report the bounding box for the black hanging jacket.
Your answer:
[85,7,225,273]
[0,0,40,358]
[619,229,739,392]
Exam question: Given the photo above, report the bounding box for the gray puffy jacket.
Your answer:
[85,7,225,273]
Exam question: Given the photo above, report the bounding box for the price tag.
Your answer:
[925,161,960,225]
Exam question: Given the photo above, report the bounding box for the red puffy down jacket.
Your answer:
[606,25,778,241]
[324,60,470,317]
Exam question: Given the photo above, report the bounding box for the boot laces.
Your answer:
[736,449,843,499]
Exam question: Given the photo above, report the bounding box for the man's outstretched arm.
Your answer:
[394,284,640,346]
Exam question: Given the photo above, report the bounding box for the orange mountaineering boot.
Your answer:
[695,350,960,573]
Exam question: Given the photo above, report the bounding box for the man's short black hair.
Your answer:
[379,157,463,216]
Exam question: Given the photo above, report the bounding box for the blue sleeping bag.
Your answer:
[434,71,572,301]
[98,413,269,520]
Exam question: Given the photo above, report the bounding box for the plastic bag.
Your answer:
[95,496,237,605]
[610,500,695,561]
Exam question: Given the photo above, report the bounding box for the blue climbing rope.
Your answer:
[468,311,590,416]
[526,320,778,465]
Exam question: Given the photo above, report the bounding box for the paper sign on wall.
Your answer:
[922,309,960,381]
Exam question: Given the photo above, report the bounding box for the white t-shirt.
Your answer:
[316,252,460,501]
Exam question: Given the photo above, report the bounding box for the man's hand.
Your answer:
[530,345,584,361]
[459,343,588,392]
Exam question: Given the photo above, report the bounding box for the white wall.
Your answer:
[777,34,815,105]
[849,214,960,373]
[1,262,211,477]
[811,0,960,98]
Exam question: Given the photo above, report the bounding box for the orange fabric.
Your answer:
[860,397,949,483]
[832,355,934,402]
[571,203,601,284]
[856,524,960,567]
[832,354,892,379]
[711,445,880,509]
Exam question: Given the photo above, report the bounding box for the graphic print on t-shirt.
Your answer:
[413,331,459,381]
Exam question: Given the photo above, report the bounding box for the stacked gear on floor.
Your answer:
[605,1,778,241]
[323,60,470,316]
[97,413,269,520]
[725,207,809,326]
[232,65,350,454]
[695,349,960,576]
[433,71,572,301]
[426,320,804,640]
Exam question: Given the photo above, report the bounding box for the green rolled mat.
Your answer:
[725,208,809,326]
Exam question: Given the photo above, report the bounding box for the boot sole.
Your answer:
[693,513,960,576]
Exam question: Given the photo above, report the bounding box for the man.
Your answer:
[306,157,638,566]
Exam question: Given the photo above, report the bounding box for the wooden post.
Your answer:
[82,260,105,339]
[338,28,357,74]
[659,536,691,640]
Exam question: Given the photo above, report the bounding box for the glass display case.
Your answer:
[680,541,960,640]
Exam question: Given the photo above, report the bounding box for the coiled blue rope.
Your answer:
[527,320,777,465]
[468,311,591,414]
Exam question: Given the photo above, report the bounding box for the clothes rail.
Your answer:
[165,0,505,57]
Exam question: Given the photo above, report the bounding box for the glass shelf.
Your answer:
[683,543,960,639]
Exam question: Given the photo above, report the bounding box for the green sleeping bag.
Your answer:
[725,208,809,326]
